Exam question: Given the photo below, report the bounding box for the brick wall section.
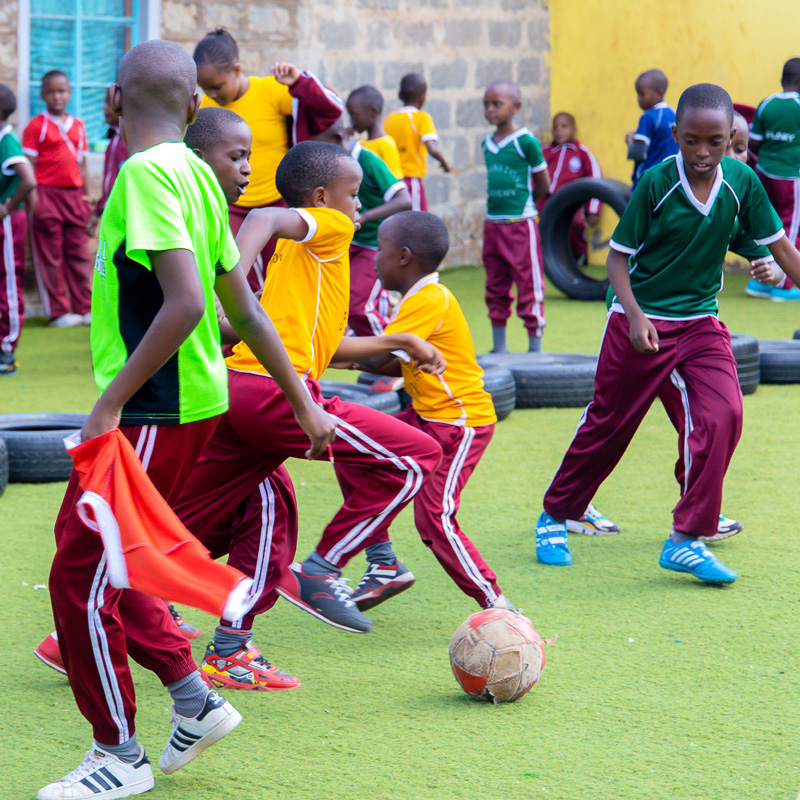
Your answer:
[163,0,550,265]
[0,1,18,90]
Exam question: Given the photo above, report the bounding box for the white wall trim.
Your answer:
[17,0,31,134]
[144,0,161,40]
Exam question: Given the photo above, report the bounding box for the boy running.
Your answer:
[536,84,800,583]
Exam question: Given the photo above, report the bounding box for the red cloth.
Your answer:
[0,208,26,353]
[22,112,86,187]
[289,72,344,145]
[537,139,603,216]
[348,243,390,336]
[404,177,427,211]
[95,127,128,215]
[67,428,254,620]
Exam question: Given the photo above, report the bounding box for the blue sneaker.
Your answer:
[745,279,773,299]
[535,512,572,565]
[658,537,737,583]
[771,285,800,302]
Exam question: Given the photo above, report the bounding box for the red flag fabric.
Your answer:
[66,429,254,620]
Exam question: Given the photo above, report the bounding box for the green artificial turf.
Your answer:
[1,270,799,800]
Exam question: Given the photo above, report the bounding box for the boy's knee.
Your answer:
[417,438,443,478]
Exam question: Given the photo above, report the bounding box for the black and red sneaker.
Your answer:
[351,561,416,611]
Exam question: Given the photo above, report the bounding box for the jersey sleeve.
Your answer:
[418,111,438,143]
[215,220,240,275]
[609,170,655,254]
[294,207,354,260]
[634,111,654,145]
[288,72,344,144]
[738,167,785,245]
[271,78,294,117]
[522,134,547,172]
[368,150,406,200]
[386,285,447,342]
[749,101,765,142]
[729,222,772,262]
[21,117,42,158]
[0,131,26,175]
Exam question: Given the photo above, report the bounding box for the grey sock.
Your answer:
[528,336,542,352]
[303,550,340,577]
[365,541,397,566]
[213,626,252,657]
[491,327,507,353]
[670,529,693,545]
[167,672,208,719]
[96,734,139,764]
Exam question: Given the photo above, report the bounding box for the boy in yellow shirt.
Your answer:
[345,85,404,179]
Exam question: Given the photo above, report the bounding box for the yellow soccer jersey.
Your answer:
[201,76,293,207]
[385,273,496,427]
[227,208,354,380]
[361,135,403,179]
[384,107,438,178]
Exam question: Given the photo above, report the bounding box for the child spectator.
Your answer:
[746,58,800,301]
[481,79,549,354]
[0,85,35,375]
[538,111,603,261]
[384,73,450,210]
[535,84,800,584]
[86,86,129,236]
[173,141,444,652]
[315,113,411,335]
[625,69,678,188]
[23,70,94,327]
[345,85,404,178]
[193,27,342,290]
[347,211,514,612]
[39,40,336,800]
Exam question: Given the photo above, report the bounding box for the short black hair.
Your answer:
[553,111,576,127]
[0,84,16,120]
[119,40,196,115]
[676,83,733,126]
[383,211,449,274]
[275,141,356,207]
[782,58,800,86]
[637,69,668,94]
[185,107,247,152]
[399,73,426,104]
[193,28,239,70]
[41,70,68,87]
[347,85,383,112]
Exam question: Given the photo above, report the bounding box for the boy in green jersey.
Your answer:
[41,40,336,800]
[535,84,800,584]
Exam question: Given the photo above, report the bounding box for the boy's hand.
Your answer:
[629,313,659,354]
[750,257,784,285]
[0,200,8,220]
[81,398,121,442]
[272,62,301,87]
[440,160,451,173]
[86,211,100,236]
[586,213,600,227]
[294,402,338,460]
[625,130,636,146]
[403,336,446,374]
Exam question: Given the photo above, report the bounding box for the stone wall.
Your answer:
[163,0,551,265]
[0,1,18,90]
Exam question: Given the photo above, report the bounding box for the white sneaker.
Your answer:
[82,313,92,326]
[158,689,242,775]
[37,746,153,799]
[566,503,621,535]
[49,313,84,328]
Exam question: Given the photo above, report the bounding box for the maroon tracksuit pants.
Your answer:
[49,418,218,745]
[31,185,93,318]
[0,208,27,353]
[403,177,427,211]
[756,172,800,289]
[348,243,391,336]
[482,218,546,336]
[228,199,288,293]
[544,313,743,538]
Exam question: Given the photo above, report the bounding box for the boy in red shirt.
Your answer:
[23,70,94,327]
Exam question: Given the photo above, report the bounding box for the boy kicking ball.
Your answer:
[536,84,800,583]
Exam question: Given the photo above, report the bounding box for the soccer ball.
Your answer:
[449,608,545,703]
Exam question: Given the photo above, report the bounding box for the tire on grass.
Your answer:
[539,177,631,301]
[758,340,800,384]
[0,438,8,497]
[476,352,597,408]
[318,380,402,415]
[729,333,759,396]
[0,413,88,483]
[480,365,516,421]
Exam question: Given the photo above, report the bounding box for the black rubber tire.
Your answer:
[481,365,516,421]
[0,437,8,497]
[0,413,88,483]
[758,340,800,384]
[729,333,760,396]
[539,177,631,301]
[476,352,597,408]
[792,328,800,340]
[318,380,402,415]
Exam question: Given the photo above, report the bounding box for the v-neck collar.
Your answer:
[393,272,440,316]
[676,152,723,216]
[484,127,530,154]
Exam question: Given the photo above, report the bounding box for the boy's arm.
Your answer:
[532,168,550,202]
[424,139,451,172]
[0,160,36,218]
[214,263,337,459]
[357,186,411,224]
[80,155,93,204]
[236,207,310,272]
[763,235,800,286]
[333,333,446,374]
[607,247,659,354]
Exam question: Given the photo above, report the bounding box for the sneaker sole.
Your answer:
[744,288,773,298]
[38,774,155,800]
[159,707,243,775]
[658,559,736,583]
[33,649,67,676]
[565,520,620,536]
[200,668,301,692]
[698,528,742,543]
[276,586,373,633]
[353,574,416,611]
[177,627,202,640]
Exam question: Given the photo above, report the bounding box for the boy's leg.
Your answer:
[758,173,798,289]
[482,220,515,349]
[30,185,70,320]
[569,210,588,259]
[403,177,427,211]
[658,379,688,493]
[348,243,390,336]
[0,209,26,359]
[508,218,546,341]
[60,188,94,316]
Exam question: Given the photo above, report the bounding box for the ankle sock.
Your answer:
[491,327,507,353]
[365,541,397,566]
[96,734,139,764]
[303,550,340,577]
[670,530,693,545]
[528,335,542,353]
[167,672,208,719]
[213,626,252,657]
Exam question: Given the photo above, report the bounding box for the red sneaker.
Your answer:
[200,640,301,691]
[166,602,202,640]
[34,632,66,675]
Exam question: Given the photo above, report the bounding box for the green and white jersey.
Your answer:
[609,153,783,318]
[0,125,28,208]
[351,142,406,249]
[482,127,547,220]
[91,142,240,425]
[750,91,800,178]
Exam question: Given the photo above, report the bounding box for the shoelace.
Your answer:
[63,750,107,782]
[252,653,275,669]
[326,575,355,606]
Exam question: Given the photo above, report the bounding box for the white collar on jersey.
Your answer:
[394,105,419,114]
[676,151,723,216]
[484,127,532,154]
[43,109,74,132]
[351,141,362,160]
[651,101,671,110]
[393,271,440,318]
[774,91,800,99]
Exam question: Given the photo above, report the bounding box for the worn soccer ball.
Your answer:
[449,608,545,703]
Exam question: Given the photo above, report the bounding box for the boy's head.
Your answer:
[635,69,668,111]
[102,85,119,127]
[726,111,749,162]
[552,112,576,145]
[185,107,252,203]
[346,86,383,134]
[398,73,427,107]
[41,70,70,116]
[781,58,800,91]
[0,84,17,122]
[375,211,449,292]
[275,140,362,220]
[193,28,242,106]
[483,80,521,129]
[673,83,734,179]
[311,114,346,149]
